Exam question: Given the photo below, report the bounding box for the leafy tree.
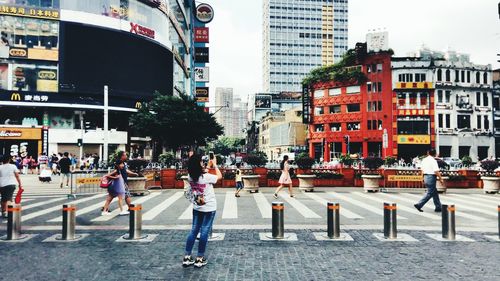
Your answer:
[129,93,223,159]
[208,137,245,156]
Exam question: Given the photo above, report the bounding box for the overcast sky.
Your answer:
[206,0,500,104]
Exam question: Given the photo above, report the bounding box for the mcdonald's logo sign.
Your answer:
[135,102,142,109]
[10,93,21,101]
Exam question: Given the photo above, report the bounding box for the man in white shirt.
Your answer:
[414,149,443,212]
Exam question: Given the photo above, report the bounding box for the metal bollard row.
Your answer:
[272,202,285,239]
[61,204,77,240]
[383,203,397,239]
[6,204,23,240]
[442,204,456,240]
[127,204,146,240]
[327,202,340,239]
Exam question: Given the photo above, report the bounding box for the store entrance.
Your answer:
[398,144,430,163]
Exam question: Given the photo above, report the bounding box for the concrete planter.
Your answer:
[127,177,149,196]
[437,176,449,193]
[242,175,260,193]
[361,174,382,192]
[481,176,499,194]
[297,175,316,192]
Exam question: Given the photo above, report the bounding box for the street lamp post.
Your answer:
[103,85,109,167]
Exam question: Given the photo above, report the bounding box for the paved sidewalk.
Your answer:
[2,230,499,281]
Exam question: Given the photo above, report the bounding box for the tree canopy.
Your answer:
[129,93,224,154]
[208,137,245,156]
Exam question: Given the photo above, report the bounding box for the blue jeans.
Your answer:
[185,209,216,257]
[416,175,442,210]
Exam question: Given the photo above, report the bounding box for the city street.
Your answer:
[1,175,499,280]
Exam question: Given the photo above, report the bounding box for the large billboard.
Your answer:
[195,47,209,63]
[255,95,272,109]
[194,67,209,82]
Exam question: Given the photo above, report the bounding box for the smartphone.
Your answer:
[209,152,214,160]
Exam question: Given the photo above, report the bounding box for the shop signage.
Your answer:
[194,67,209,82]
[196,87,209,103]
[395,82,433,89]
[195,3,214,24]
[135,102,143,109]
[0,130,22,137]
[397,135,431,145]
[0,5,59,20]
[387,175,422,182]
[195,47,209,63]
[194,27,209,43]
[76,177,101,186]
[42,126,48,155]
[255,95,272,109]
[9,48,27,58]
[9,92,49,102]
[130,22,155,39]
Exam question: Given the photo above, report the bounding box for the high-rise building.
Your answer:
[263,0,349,94]
[214,87,234,137]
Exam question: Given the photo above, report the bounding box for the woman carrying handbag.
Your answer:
[100,161,128,216]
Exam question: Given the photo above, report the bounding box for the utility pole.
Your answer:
[79,111,84,162]
[103,85,109,166]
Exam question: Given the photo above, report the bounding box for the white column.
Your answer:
[103,85,109,166]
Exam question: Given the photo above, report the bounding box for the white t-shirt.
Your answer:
[421,156,439,175]
[189,173,218,213]
[0,163,18,187]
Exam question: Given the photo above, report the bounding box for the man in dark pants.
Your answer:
[414,149,443,212]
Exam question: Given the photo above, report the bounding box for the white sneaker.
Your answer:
[119,210,129,216]
[101,211,111,216]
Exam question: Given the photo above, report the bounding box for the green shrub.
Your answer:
[363,156,384,170]
[339,154,354,166]
[461,156,473,167]
[384,156,397,166]
[296,155,315,170]
[244,152,268,167]
[159,152,176,167]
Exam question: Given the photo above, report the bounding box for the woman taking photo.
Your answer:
[273,155,294,198]
[183,154,222,268]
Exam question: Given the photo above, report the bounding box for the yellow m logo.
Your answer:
[10,93,21,101]
[135,102,142,109]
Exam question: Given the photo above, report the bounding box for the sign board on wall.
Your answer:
[0,5,60,20]
[196,87,209,103]
[255,95,272,109]
[194,67,209,82]
[195,47,209,63]
[194,27,209,43]
[366,31,389,53]
[397,135,430,145]
[195,3,214,23]
[130,22,155,39]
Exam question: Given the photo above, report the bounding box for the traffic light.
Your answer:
[77,138,83,147]
[343,135,350,145]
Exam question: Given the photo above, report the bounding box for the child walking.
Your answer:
[234,163,243,197]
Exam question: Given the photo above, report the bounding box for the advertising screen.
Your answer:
[60,22,174,100]
[255,95,272,109]
[11,63,58,92]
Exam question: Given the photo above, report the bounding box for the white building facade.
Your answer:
[408,48,495,161]
[263,0,348,94]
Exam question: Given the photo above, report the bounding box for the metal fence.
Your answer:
[70,170,109,198]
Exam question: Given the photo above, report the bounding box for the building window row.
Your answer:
[398,73,426,82]
[270,16,322,21]
[475,92,489,107]
[367,101,382,111]
[367,120,382,130]
[476,115,490,130]
[299,33,332,39]
[367,64,383,73]
[438,114,451,129]
[367,82,382,93]
[436,69,489,84]
[270,26,322,31]
[270,62,317,66]
[270,52,321,57]
[436,90,451,103]
[269,6,322,12]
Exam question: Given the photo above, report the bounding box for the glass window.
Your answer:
[437,90,443,103]
[437,69,442,81]
[457,115,470,129]
[445,91,450,103]
[346,103,360,112]
[483,92,488,107]
[314,106,324,115]
[347,122,360,130]
[476,72,480,83]
[476,92,481,106]
[438,114,443,128]
[314,89,324,99]
[445,69,451,82]
[467,71,470,83]
[483,72,488,84]
[377,82,382,92]
[477,115,481,129]
[346,85,360,94]
[329,88,341,96]
[330,123,341,131]
[376,63,382,72]
[329,105,341,113]
[315,124,324,132]
[484,115,489,130]
[445,114,450,128]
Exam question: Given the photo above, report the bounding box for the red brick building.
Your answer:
[308,45,394,161]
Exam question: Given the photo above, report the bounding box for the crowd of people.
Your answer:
[11,153,103,176]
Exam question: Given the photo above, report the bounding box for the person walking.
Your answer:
[58,152,72,188]
[0,154,22,218]
[182,154,221,268]
[101,161,128,216]
[234,163,243,197]
[414,149,443,212]
[273,155,294,198]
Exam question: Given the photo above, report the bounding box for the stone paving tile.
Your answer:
[1,230,499,281]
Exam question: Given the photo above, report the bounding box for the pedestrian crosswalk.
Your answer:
[4,190,499,226]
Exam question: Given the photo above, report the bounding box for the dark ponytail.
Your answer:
[188,154,203,183]
[280,155,289,170]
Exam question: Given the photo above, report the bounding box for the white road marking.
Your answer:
[253,192,272,219]
[222,191,238,219]
[178,205,193,220]
[360,192,440,220]
[278,193,321,218]
[330,192,407,219]
[92,192,162,222]
[22,197,67,211]
[142,192,183,221]
[305,193,363,219]
[22,194,106,222]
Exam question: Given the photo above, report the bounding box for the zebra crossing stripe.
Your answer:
[440,195,498,217]
[178,205,193,220]
[278,193,321,218]
[364,193,440,220]
[48,201,106,222]
[142,192,183,221]
[457,194,500,205]
[22,197,67,211]
[305,193,363,219]
[92,192,162,222]
[330,192,407,219]
[403,193,488,221]
[222,191,238,219]
[22,193,106,222]
[253,192,272,219]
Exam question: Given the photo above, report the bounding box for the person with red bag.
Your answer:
[0,154,22,218]
[100,161,128,216]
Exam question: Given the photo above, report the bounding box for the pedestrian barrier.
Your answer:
[442,204,456,240]
[272,202,285,239]
[327,202,340,239]
[383,203,397,239]
[61,204,79,241]
[6,204,25,240]
[70,170,109,198]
